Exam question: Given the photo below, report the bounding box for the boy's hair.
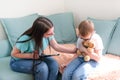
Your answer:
[78,20,94,37]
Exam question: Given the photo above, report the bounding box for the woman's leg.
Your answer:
[72,60,98,80]
[44,57,59,80]
[10,58,34,74]
[62,57,84,80]
[35,61,48,80]
[10,58,49,80]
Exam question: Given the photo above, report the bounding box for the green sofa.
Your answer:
[0,12,120,80]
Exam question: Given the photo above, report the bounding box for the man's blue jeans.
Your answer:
[10,57,59,80]
[62,57,99,80]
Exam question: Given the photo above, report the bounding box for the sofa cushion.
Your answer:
[107,18,120,56]
[47,12,77,44]
[0,21,7,40]
[0,57,33,80]
[1,13,39,47]
[87,17,117,54]
[0,21,12,58]
[0,40,12,58]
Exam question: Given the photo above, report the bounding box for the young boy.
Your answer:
[62,20,104,80]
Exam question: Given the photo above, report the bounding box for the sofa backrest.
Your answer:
[0,22,12,58]
[47,12,77,44]
[1,13,40,47]
[107,18,120,56]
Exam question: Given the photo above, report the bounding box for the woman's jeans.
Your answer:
[10,57,59,80]
[62,57,99,80]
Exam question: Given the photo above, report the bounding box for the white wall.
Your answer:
[64,0,120,26]
[1,0,120,26]
[0,0,65,18]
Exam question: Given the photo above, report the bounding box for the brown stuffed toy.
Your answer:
[77,40,95,61]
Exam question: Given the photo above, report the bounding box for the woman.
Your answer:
[10,16,76,80]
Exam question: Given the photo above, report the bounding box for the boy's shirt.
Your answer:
[76,33,104,55]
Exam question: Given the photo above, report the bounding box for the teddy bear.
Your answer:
[77,40,95,61]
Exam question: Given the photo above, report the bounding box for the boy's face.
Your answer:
[79,32,93,41]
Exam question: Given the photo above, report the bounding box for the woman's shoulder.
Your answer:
[18,35,30,41]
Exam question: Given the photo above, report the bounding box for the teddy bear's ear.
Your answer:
[82,41,89,48]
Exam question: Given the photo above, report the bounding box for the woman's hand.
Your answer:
[79,42,89,54]
[32,50,39,59]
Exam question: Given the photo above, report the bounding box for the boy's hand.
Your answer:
[87,48,94,53]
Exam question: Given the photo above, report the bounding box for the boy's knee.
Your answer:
[72,72,87,80]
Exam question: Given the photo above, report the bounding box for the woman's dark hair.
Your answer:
[17,16,53,50]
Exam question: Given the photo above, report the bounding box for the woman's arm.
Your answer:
[11,47,39,59]
[50,39,76,54]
